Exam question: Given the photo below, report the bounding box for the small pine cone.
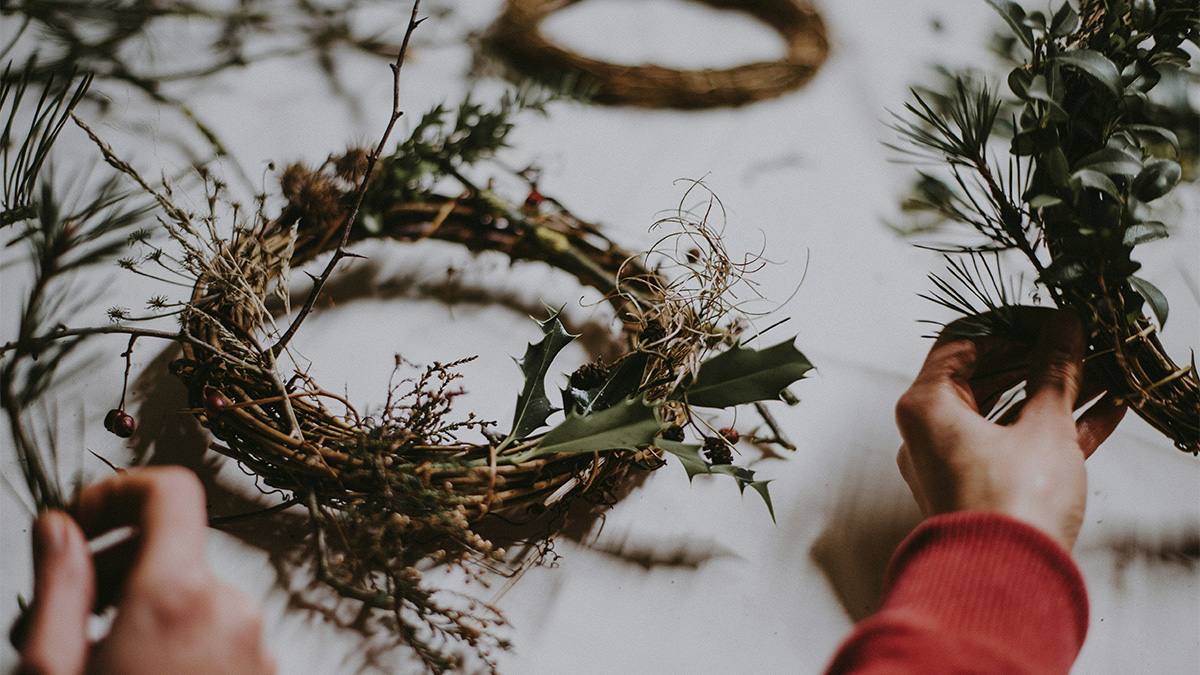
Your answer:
[640,320,667,346]
[569,360,610,390]
[702,436,733,465]
[660,425,685,442]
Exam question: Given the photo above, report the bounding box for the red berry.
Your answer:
[718,427,739,444]
[103,409,136,438]
[204,390,230,413]
[524,189,544,209]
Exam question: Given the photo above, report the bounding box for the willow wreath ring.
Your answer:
[485,0,830,108]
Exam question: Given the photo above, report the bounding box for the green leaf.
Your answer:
[987,1,1034,50]
[1132,159,1181,202]
[1123,221,1168,246]
[1027,194,1064,209]
[657,440,710,480]
[1007,67,1032,99]
[1044,146,1071,188]
[656,440,776,521]
[1074,147,1144,177]
[1070,169,1121,199]
[685,339,813,409]
[519,397,664,461]
[582,351,651,415]
[1051,50,1123,96]
[1039,258,1087,286]
[1130,275,1169,328]
[1050,2,1079,37]
[506,311,577,442]
[1125,124,1179,153]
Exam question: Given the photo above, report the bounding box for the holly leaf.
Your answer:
[517,397,664,461]
[507,311,577,442]
[657,440,776,522]
[685,339,813,409]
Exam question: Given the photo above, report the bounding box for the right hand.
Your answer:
[894,308,1126,551]
[15,466,276,675]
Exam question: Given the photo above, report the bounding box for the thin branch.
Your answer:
[269,1,424,359]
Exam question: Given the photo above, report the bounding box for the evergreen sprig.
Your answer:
[894,0,1199,452]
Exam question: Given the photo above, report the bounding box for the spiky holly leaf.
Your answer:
[506,311,577,443]
[513,397,664,462]
[657,440,776,522]
[685,339,813,409]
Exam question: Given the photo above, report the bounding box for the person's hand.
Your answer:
[894,308,1126,550]
[15,466,276,675]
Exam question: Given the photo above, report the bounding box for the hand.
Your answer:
[894,308,1126,550]
[15,466,276,675]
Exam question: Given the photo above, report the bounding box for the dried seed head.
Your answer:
[702,436,733,465]
[660,424,685,442]
[569,360,610,390]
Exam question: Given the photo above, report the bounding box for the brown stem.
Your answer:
[269,0,425,359]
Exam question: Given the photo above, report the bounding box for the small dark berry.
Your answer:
[660,425,685,442]
[718,427,739,444]
[702,436,733,465]
[103,409,136,438]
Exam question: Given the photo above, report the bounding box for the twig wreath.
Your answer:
[4,4,810,671]
[484,0,830,108]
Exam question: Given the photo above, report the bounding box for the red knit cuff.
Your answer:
[880,512,1089,671]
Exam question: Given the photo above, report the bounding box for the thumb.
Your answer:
[1021,311,1084,422]
[17,511,94,675]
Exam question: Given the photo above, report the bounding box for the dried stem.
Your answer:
[269,1,424,359]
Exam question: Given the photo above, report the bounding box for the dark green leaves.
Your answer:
[686,339,813,409]
[505,312,577,443]
[1130,275,1169,328]
[514,397,663,462]
[1074,147,1144,177]
[1133,159,1181,202]
[1051,50,1123,96]
[657,440,776,521]
[562,351,650,416]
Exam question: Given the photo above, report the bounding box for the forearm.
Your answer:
[824,512,1088,675]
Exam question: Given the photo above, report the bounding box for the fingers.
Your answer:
[1076,393,1128,458]
[1021,311,1084,423]
[16,511,94,675]
[74,466,210,591]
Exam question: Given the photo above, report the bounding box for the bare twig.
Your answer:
[269,1,424,359]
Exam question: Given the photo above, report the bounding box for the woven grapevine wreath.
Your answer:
[485,0,829,108]
[154,142,810,670]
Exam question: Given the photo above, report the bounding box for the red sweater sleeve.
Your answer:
[823,512,1089,675]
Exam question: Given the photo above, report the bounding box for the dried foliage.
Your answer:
[892,0,1198,453]
[483,0,830,108]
